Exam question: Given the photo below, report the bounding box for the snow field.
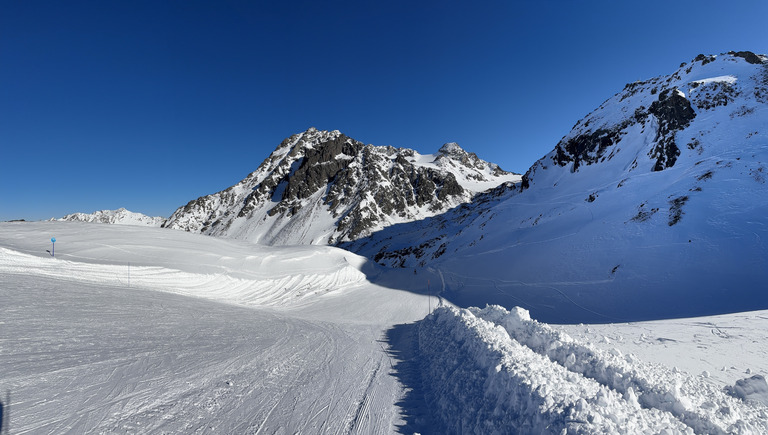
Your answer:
[471,305,768,434]
[418,306,692,434]
[5,221,768,433]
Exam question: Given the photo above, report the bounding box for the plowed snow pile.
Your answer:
[419,306,768,434]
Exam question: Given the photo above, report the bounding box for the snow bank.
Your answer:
[0,247,366,308]
[471,305,768,434]
[418,306,692,434]
[0,222,370,308]
[726,376,768,406]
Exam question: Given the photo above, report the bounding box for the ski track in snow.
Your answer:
[0,273,401,434]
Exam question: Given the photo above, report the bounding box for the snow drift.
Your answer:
[57,208,167,227]
[0,222,368,308]
[418,306,768,434]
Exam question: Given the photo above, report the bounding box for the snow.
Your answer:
[725,376,768,406]
[2,222,768,433]
[418,306,687,433]
[471,305,768,433]
[418,305,768,433]
[692,75,738,85]
[408,143,522,193]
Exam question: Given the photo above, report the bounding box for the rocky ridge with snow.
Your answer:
[164,128,519,245]
[57,208,167,227]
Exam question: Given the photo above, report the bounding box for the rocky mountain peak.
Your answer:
[164,129,518,245]
[437,142,465,155]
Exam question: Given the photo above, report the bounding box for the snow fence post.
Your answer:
[428,279,431,314]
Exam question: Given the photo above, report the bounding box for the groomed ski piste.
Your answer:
[2,222,768,433]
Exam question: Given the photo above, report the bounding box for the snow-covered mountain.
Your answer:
[164,128,519,245]
[57,208,167,227]
[346,51,768,323]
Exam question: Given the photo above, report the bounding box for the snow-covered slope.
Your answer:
[347,51,768,323]
[164,128,519,245]
[57,208,167,227]
[3,222,768,433]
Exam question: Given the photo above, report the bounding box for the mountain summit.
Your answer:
[164,128,519,245]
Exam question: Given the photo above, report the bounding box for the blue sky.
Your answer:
[2,0,766,221]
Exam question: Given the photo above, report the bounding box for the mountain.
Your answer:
[164,128,519,245]
[57,208,167,227]
[345,51,768,323]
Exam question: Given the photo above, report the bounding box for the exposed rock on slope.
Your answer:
[164,128,519,245]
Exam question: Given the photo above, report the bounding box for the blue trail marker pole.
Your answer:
[51,237,56,257]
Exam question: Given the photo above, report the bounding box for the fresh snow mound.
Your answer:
[472,305,768,434]
[419,305,768,434]
[726,376,768,406]
[419,306,693,434]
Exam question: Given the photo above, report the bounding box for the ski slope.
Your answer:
[2,221,767,433]
[0,222,435,433]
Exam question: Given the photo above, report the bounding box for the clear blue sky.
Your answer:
[2,0,766,221]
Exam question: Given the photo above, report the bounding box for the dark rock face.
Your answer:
[694,54,716,66]
[690,81,739,111]
[259,133,471,242]
[668,195,689,226]
[648,89,696,171]
[549,107,649,174]
[553,127,625,172]
[730,51,764,65]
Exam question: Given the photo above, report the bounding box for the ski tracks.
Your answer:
[1,274,402,434]
[419,306,768,434]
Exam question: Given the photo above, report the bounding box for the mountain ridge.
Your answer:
[163,127,520,245]
[57,208,167,227]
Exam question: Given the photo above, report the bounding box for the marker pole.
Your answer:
[428,279,431,313]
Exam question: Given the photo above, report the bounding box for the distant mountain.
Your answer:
[345,51,768,322]
[164,128,519,245]
[58,208,167,227]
